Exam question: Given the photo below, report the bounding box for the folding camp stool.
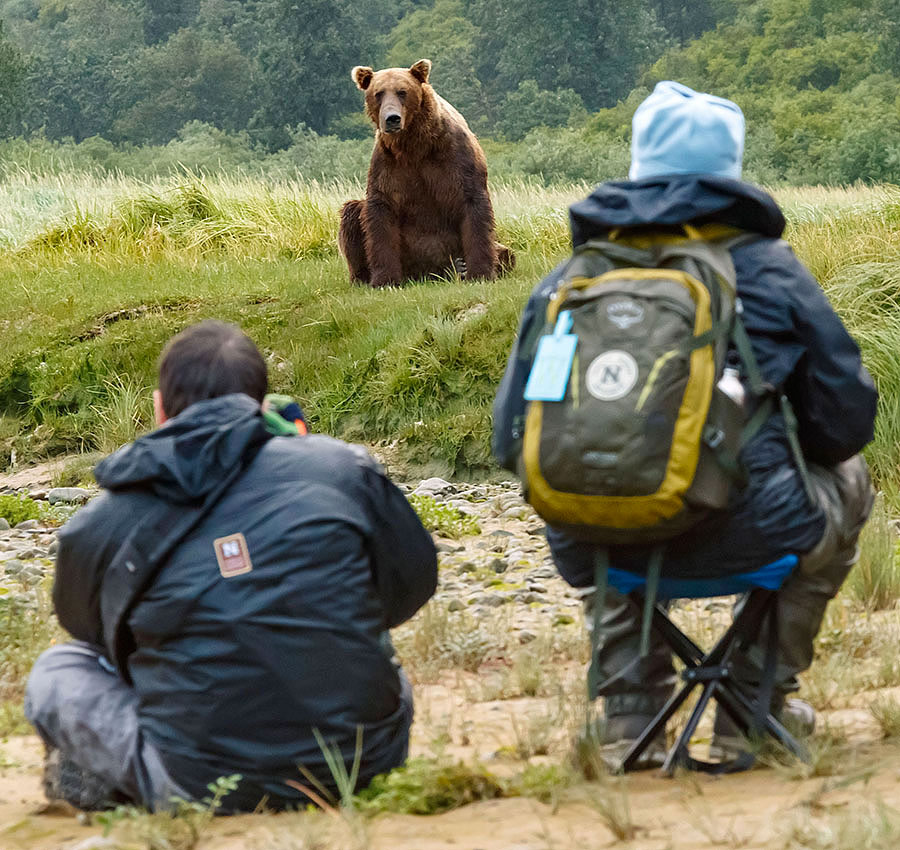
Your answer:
[592,553,812,775]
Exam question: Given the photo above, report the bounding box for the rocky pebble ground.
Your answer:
[0,487,90,601]
[0,478,583,641]
[396,477,585,639]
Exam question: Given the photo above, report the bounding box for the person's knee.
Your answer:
[834,454,875,539]
[25,642,105,727]
[24,645,74,728]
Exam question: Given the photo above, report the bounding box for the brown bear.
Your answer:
[339,59,515,288]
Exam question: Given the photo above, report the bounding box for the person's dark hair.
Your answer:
[158,320,268,418]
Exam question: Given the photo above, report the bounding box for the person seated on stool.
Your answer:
[492,81,877,765]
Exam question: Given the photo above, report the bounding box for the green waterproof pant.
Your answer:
[583,455,874,718]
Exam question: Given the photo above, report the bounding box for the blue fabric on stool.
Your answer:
[606,554,798,600]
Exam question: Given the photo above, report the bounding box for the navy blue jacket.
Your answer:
[53,394,437,810]
[492,176,877,584]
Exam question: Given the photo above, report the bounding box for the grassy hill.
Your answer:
[1,174,899,503]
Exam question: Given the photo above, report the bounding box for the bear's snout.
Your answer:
[378,91,406,134]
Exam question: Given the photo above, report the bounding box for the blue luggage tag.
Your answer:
[524,311,578,402]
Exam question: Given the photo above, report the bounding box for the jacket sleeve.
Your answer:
[52,493,122,646]
[491,264,564,471]
[781,245,878,465]
[358,459,438,629]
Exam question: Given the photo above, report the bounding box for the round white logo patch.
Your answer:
[586,350,639,401]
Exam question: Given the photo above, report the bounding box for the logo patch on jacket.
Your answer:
[214,533,253,578]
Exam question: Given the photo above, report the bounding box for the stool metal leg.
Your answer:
[715,681,811,765]
[616,589,811,774]
[620,679,695,772]
[662,679,718,775]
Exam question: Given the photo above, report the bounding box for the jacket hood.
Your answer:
[569,175,785,247]
[94,393,269,503]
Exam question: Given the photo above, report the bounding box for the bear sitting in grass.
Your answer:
[339,59,515,288]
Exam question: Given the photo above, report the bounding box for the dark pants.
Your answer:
[584,456,874,717]
[24,642,185,810]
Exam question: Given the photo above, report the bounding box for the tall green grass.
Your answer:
[0,173,898,497]
[0,170,579,257]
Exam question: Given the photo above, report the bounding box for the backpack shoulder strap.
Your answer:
[101,435,270,680]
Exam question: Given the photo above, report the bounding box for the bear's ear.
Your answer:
[352,66,374,91]
[409,59,432,84]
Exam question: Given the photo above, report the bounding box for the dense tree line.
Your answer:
[0,0,729,145]
[0,0,898,184]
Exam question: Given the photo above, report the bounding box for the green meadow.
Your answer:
[0,172,899,502]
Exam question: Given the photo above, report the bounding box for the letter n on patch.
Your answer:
[214,533,253,578]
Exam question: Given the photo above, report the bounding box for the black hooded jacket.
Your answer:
[53,393,437,810]
[493,176,877,583]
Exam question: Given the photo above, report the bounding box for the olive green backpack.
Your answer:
[520,224,811,548]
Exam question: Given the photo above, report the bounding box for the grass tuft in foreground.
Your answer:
[356,758,505,815]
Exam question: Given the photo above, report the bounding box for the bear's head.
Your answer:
[351,59,432,135]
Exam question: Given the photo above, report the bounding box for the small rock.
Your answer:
[488,529,514,538]
[489,557,508,574]
[30,489,48,501]
[22,564,45,581]
[15,519,40,530]
[518,630,538,644]
[459,485,487,500]
[47,487,92,505]
[506,549,533,565]
[446,499,480,516]
[18,547,44,560]
[414,477,454,496]
[435,541,465,554]
[481,593,507,608]
[497,493,523,511]
[447,599,465,612]
[515,591,544,604]
[500,507,528,520]
[0,518,9,532]
[525,522,545,536]
[4,559,24,576]
[48,540,59,556]
[456,561,478,575]
[528,583,548,594]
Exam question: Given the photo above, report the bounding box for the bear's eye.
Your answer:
[374,91,384,101]
[397,90,407,99]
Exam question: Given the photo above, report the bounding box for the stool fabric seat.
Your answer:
[606,554,798,599]
[593,553,810,775]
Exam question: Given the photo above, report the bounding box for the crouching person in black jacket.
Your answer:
[25,320,438,812]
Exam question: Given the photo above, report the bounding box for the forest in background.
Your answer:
[0,0,899,184]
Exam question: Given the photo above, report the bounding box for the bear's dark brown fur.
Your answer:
[339,59,514,287]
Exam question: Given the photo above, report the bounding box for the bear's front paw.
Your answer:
[464,266,497,281]
[369,274,399,289]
